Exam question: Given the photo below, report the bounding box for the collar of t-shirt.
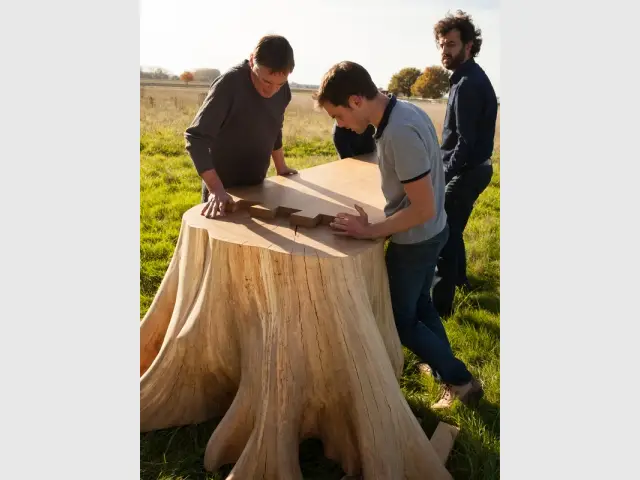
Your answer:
[374,94,398,140]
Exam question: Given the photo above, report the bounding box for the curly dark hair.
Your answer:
[433,10,483,57]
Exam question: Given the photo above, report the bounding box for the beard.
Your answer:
[442,49,467,71]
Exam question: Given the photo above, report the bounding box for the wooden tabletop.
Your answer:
[185,156,387,258]
[226,156,386,228]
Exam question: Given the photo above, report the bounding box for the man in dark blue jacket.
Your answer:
[332,122,375,159]
[431,11,498,317]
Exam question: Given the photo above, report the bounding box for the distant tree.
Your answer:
[387,68,421,97]
[180,71,195,85]
[152,68,170,80]
[193,68,221,83]
[411,66,450,99]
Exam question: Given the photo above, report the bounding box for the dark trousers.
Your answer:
[385,225,473,386]
[433,159,493,317]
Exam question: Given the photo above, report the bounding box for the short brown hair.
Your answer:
[434,10,483,57]
[313,61,379,108]
[253,34,295,74]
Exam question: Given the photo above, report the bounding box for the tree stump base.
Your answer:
[140,203,454,479]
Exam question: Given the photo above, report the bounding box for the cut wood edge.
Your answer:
[429,421,459,465]
[289,210,320,227]
[247,204,278,219]
[290,209,334,228]
[229,198,259,211]
[290,211,348,228]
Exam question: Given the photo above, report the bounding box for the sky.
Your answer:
[140,0,500,96]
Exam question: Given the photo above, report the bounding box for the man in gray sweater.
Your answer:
[184,34,298,219]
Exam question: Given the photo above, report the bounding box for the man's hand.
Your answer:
[330,204,372,239]
[272,147,297,177]
[277,165,298,176]
[201,186,236,219]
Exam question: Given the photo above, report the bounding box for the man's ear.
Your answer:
[248,53,255,69]
[349,95,362,109]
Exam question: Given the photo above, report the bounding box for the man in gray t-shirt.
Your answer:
[375,96,447,245]
[314,61,483,410]
[184,34,298,219]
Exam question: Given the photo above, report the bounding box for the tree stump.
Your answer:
[140,164,453,479]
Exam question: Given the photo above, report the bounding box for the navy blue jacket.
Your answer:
[332,123,376,159]
[441,59,498,183]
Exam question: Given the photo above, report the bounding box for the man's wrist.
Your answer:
[273,157,287,170]
[275,161,289,173]
[363,223,379,239]
[201,169,224,192]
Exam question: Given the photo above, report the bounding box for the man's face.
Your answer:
[438,29,471,71]
[249,55,289,98]
[323,97,369,134]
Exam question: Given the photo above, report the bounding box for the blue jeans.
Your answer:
[385,225,472,386]
[433,159,493,316]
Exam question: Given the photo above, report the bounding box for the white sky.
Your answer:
[140,0,500,95]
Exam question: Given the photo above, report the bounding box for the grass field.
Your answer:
[140,86,500,479]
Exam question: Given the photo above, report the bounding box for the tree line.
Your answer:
[141,64,453,99]
[140,68,221,84]
[387,66,451,99]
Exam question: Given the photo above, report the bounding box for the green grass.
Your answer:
[140,125,500,479]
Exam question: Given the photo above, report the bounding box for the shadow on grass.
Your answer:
[452,311,500,341]
[140,419,222,480]
[453,273,500,319]
[140,420,346,480]
[466,273,499,295]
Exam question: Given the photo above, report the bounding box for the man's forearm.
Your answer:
[367,203,435,239]
[445,148,469,183]
[271,147,286,171]
[200,168,224,193]
[184,121,218,176]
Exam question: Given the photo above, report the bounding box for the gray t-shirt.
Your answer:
[184,60,291,187]
[375,98,447,244]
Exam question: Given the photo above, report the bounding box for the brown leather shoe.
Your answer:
[417,363,433,377]
[431,378,484,409]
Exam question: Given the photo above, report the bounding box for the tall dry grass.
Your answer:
[140,86,500,153]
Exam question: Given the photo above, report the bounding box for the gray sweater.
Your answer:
[184,59,291,187]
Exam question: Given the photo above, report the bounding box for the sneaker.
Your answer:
[431,378,484,409]
[417,363,433,377]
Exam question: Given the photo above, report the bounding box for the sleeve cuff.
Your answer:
[400,169,430,184]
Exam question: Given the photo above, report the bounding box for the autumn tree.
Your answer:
[411,66,450,99]
[387,67,421,97]
[180,71,195,85]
